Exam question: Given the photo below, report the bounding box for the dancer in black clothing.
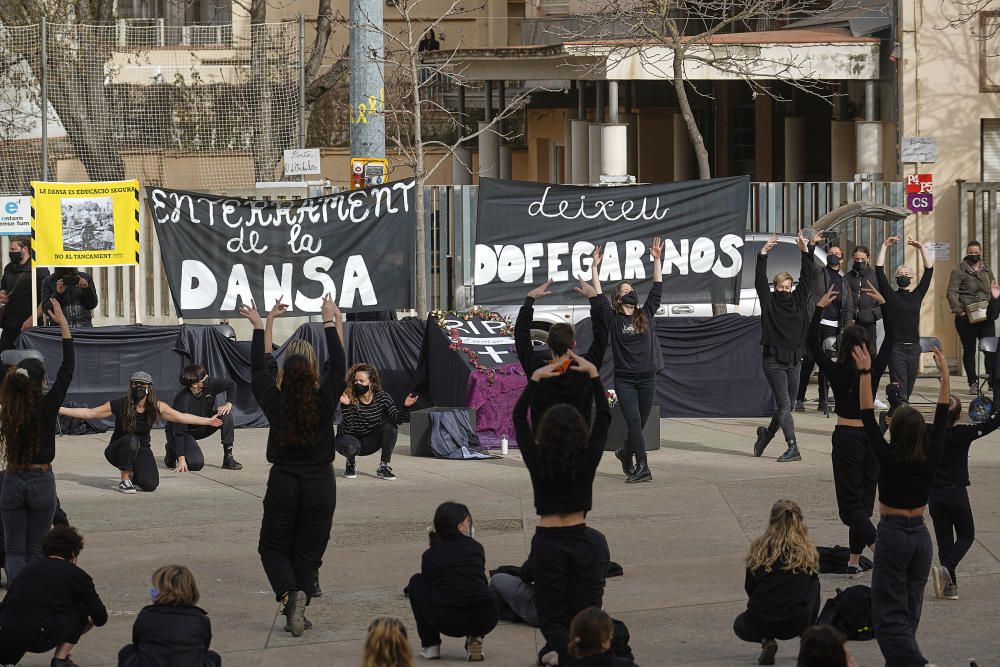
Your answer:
[842,245,882,351]
[591,237,663,483]
[567,607,639,667]
[0,299,73,583]
[60,374,222,494]
[0,525,107,667]
[856,342,950,667]
[753,231,813,462]
[240,296,345,637]
[808,284,893,577]
[165,363,242,472]
[337,363,417,481]
[515,274,608,424]
[733,500,820,666]
[407,502,497,661]
[118,565,221,667]
[513,351,611,665]
[927,393,1000,601]
[797,244,844,412]
[875,235,934,401]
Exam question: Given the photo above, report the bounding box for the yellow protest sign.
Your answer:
[30,180,140,266]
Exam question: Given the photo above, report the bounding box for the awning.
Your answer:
[784,0,893,38]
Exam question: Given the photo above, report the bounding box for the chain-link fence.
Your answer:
[0,20,303,194]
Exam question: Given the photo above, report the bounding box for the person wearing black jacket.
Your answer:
[40,268,98,328]
[165,364,242,472]
[797,244,844,412]
[0,299,73,583]
[0,525,107,667]
[118,565,221,667]
[842,245,881,349]
[515,274,608,425]
[875,235,934,402]
[753,232,814,463]
[240,295,345,637]
[407,502,497,661]
[0,236,50,352]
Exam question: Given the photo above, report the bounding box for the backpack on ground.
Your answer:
[817,585,874,641]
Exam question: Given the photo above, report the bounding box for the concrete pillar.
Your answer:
[571,119,589,184]
[864,79,876,121]
[625,113,638,181]
[588,124,603,184]
[499,145,512,179]
[608,81,619,123]
[478,121,498,179]
[601,124,628,179]
[830,121,856,181]
[452,147,473,185]
[856,121,884,179]
[784,117,806,181]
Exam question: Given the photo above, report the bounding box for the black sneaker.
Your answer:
[614,448,635,476]
[758,638,778,665]
[793,400,805,412]
[222,453,243,470]
[345,460,357,479]
[51,657,80,667]
[846,564,864,579]
[376,463,396,480]
[753,427,773,458]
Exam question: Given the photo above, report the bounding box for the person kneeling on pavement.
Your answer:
[166,364,242,472]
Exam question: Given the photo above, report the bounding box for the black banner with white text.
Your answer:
[149,181,415,317]
[474,177,749,304]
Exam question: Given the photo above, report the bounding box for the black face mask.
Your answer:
[131,385,148,402]
[852,261,866,274]
[353,382,370,396]
[8,251,21,264]
[827,256,841,268]
[896,276,912,288]
[773,290,793,301]
[620,292,639,306]
[966,254,981,265]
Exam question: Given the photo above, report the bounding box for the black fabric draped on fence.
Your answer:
[574,315,774,418]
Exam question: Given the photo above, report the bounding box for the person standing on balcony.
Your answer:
[947,240,996,393]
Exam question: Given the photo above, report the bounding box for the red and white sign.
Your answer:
[906,174,933,213]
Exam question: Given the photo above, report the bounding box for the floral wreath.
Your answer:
[430,307,522,385]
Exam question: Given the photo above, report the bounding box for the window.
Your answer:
[980,11,1000,92]
[981,119,1000,181]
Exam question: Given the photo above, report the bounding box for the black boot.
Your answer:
[753,427,775,457]
[222,447,243,470]
[776,440,801,462]
[625,459,652,483]
[312,572,322,598]
[614,448,635,476]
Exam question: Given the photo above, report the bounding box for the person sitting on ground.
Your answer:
[566,607,638,667]
[407,501,497,662]
[363,616,415,667]
[733,499,821,666]
[337,363,417,481]
[515,271,608,425]
[166,364,242,472]
[118,565,221,667]
[796,625,858,667]
[60,372,222,494]
[40,267,98,328]
[0,525,107,667]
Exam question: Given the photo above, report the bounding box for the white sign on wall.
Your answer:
[0,196,31,235]
[283,148,322,176]
[924,242,950,261]
[901,136,937,163]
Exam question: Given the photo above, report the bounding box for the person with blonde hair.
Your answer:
[733,500,820,666]
[118,565,221,666]
[567,607,638,666]
[363,616,414,667]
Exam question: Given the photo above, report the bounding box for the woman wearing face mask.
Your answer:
[947,240,996,393]
[60,374,222,494]
[875,235,933,402]
[336,364,417,481]
[842,245,881,350]
[407,501,497,661]
[591,237,663,483]
[753,231,814,463]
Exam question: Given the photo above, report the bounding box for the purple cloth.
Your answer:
[466,362,526,448]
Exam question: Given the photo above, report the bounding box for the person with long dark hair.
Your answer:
[753,231,813,462]
[513,351,611,665]
[856,342,950,666]
[807,283,893,577]
[406,502,497,661]
[240,296,344,637]
[591,237,662,483]
[0,299,72,582]
[60,374,222,494]
[165,363,241,472]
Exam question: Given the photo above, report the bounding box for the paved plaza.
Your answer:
[8,380,1000,667]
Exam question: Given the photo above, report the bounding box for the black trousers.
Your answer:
[871,515,932,667]
[889,342,922,401]
[798,324,838,402]
[258,463,336,603]
[955,315,995,383]
[104,435,159,492]
[165,413,236,471]
[0,323,21,354]
[831,426,878,555]
[530,524,607,664]
[407,573,498,648]
[0,604,89,665]
[616,371,657,461]
[732,579,819,643]
[335,423,397,463]
[928,486,975,584]
[118,645,221,667]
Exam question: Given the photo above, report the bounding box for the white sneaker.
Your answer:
[117,479,136,494]
[874,398,888,409]
[465,636,484,661]
[540,650,559,666]
[419,644,441,660]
